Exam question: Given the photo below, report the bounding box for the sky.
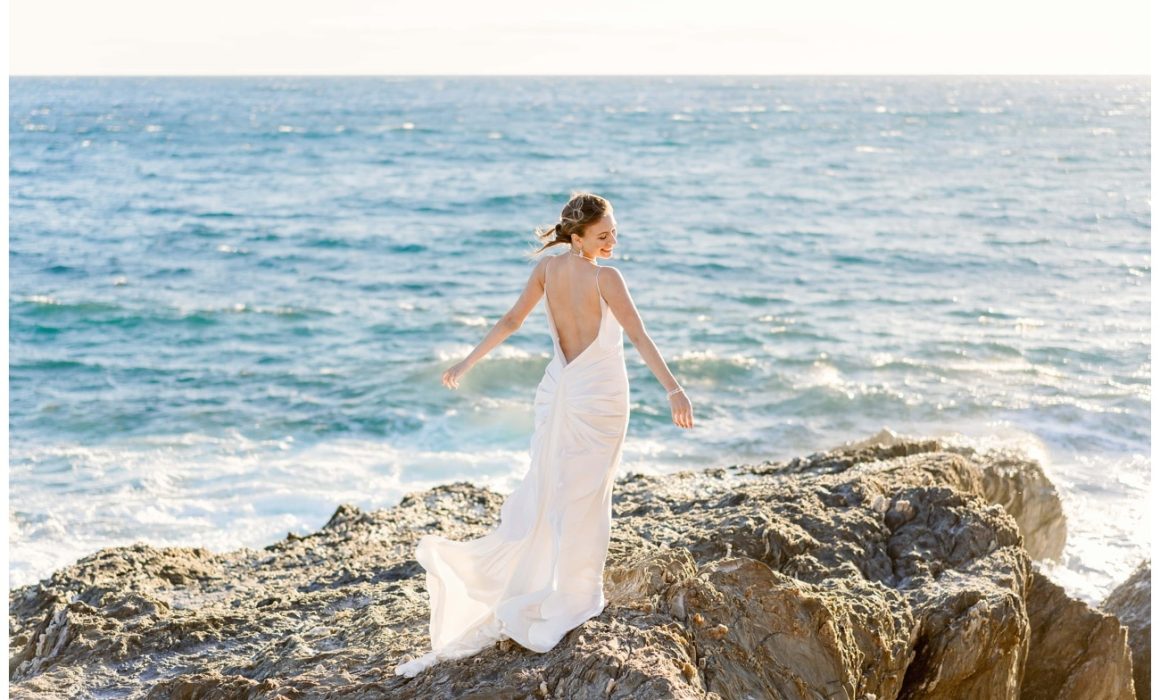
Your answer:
[9,0,1152,75]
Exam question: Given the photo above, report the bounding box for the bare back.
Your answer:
[544,254,605,365]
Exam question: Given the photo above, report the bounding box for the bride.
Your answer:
[395,192,693,678]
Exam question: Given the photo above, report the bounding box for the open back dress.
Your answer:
[395,254,630,678]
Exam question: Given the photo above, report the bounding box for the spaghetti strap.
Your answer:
[595,266,602,301]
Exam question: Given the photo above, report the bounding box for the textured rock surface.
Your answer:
[1022,569,1135,699]
[7,435,1134,699]
[1101,561,1151,700]
[839,428,1067,560]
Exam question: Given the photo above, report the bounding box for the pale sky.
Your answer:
[9,0,1152,75]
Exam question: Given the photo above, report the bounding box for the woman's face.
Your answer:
[576,212,618,259]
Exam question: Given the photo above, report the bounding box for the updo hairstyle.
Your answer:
[528,192,612,258]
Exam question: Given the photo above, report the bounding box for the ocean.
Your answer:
[8,76,1150,605]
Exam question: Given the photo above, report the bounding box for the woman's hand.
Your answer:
[442,360,472,390]
[670,390,694,429]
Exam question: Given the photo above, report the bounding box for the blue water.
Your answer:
[9,76,1150,603]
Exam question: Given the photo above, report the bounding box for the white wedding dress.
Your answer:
[395,259,629,678]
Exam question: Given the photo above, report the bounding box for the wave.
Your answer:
[669,350,761,383]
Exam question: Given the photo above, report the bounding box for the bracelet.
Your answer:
[666,385,684,397]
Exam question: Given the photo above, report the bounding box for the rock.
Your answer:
[834,428,1067,560]
[6,434,1135,699]
[1023,568,1135,699]
[1101,560,1150,700]
[956,447,1067,561]
[886,488,1031,700]
[144,672,294,700]
[682,556,913,699]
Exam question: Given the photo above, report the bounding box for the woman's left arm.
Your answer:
[442,258,548,389]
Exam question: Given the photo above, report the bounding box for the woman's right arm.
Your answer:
[599,267,694,429]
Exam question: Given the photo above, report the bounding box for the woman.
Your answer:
[395,192,693,678]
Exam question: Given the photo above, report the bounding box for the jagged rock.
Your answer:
[682,556,914,698]
[971,452,1067,561]
[6,435,1136,699]
[144,672,294,700]
[1023,567,1135,699]
[1101,560,1151,700]
[888,490,1031,700]
[837,428,1067,560]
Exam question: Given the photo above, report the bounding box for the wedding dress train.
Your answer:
[395,261,629,678]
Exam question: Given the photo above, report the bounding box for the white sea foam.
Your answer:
[8,435,548,588]
[454,315,489,327]
[799,358,844,389]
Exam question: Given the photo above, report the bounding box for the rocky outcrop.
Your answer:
[838,428,1067,560]
[1023,569,1135,699]
[7,435,1138,699]
[1101,561,1151,700]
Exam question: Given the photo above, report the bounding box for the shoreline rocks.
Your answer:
[1101,561,1151,699]
[1024,569,1134,699]
[8,434,1146,699]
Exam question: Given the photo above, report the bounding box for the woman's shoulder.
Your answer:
[597,263,625,280]
[537,252,567,287]
[596,265,630,297]
[536,252,558,275]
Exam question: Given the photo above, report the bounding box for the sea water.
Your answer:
[9,76,1149,604]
